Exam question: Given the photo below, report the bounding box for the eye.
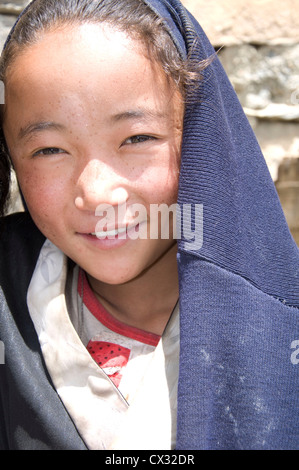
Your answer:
[32,147,66,157]
[121,135,157,146]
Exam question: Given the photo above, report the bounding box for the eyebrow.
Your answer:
[18,121,66,140]
[17,108,167,140]
[110,108,167,123]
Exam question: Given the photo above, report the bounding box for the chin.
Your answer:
[83,265,141,286]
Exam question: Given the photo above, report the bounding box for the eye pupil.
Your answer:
[133,136,146,143]
[126,135,153,145]
[46,148,62,154]
[33,147,64,157]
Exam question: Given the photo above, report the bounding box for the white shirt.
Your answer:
[27,239,180,450]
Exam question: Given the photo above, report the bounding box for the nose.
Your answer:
[74,159,129,212]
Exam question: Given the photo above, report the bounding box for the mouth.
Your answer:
[91,226,128,239]
[87,222,144,239]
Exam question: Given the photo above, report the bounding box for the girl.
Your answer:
[0,0,298,451]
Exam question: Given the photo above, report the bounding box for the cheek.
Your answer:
[144,163,180,206]
[135,140,181,207]
[15,164,68,225]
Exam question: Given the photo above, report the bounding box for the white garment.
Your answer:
[27,239,180,450]
[66,266,162,403]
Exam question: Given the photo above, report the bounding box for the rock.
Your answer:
[249,120,299,181]
[0,14,17,50]
[218,44,299,108]
[244,104,299,121]
[7,170,24,214]
[275,158,299,245]
[182,0,299,46]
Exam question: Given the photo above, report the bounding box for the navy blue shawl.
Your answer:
[2,0,299,450]
[146,0,299,450]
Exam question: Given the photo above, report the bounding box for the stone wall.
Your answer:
[0,1,26,46]
[184,0,299,244]
[1,0,299,243]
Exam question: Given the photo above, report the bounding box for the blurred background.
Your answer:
[1,0,299,244]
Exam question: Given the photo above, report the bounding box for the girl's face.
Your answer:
[3,23,184,285]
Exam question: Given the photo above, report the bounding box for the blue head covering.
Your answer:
[143,0,299,450]
[3,0,299,450]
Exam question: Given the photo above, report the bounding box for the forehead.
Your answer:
[6,23,169,99]
[4,23,181,129]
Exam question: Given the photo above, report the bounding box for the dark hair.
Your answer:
[0,0,206,216]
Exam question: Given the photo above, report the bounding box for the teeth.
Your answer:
[91,227,127,238]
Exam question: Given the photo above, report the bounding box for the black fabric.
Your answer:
[0,213,87,450]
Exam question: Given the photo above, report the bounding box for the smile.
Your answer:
[89,222,144,240]
[91,226,127,239]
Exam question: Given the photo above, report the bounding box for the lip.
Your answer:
[89,222,141,238]
[92,224,132,239]
[77,221,147,250]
